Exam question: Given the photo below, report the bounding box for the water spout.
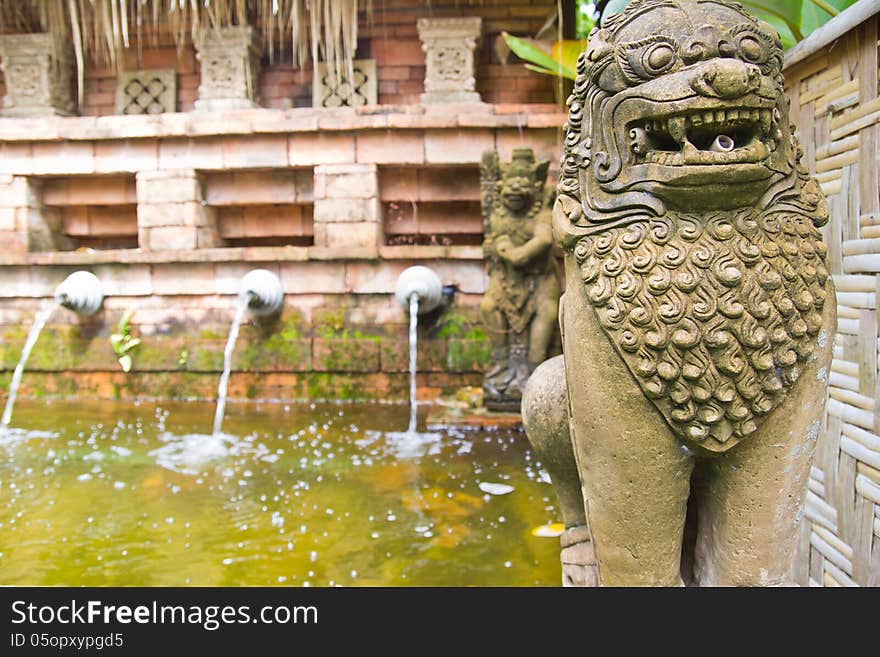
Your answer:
[213,269,284,436]
[2,271,103,430]
[54,270,104,316]
[395,266,443,433]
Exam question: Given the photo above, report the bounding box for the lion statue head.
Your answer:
[553,0,832,452]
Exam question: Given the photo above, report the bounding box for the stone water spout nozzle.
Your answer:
[395,266,443,315]
[710,134,735,152]
[239,269,284,317]
[54,271,103,316]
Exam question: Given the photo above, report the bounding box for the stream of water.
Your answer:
[213,298,249,436]
[1,301,58,429]
[407,293,419,434]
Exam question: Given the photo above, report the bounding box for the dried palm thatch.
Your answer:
[0,0,367,106]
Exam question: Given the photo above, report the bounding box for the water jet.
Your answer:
[213,269,284,436]
[2,271,104,429]
[394,266,442,434]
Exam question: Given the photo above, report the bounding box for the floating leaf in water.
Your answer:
[531,523,565,538]
[479,482,515,496]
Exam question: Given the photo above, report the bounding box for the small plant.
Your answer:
[110,310,141,373]
[177,348,189,368]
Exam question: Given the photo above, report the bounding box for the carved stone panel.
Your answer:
[115,69,177,114]
[313,59,377,108]
[0,33,75,117]
[417,17,482,104]
[194,26,262,111]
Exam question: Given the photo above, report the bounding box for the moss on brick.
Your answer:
[446,337,492,372]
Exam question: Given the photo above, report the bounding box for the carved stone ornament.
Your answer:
[116,69,177,114]
[194,26,262,111]
[0,33,75,117]
[417,17,482,104]
[522,0,836,586]
[313,59,377,108]
[480,148,559,411]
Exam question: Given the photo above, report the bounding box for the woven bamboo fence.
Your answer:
[784,0,880,586]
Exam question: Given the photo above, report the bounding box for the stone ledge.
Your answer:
[0,105,566,142]
[0,244,483,266]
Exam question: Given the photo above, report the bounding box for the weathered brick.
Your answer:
[322,221,381,248]
[313,197,381,223]
[314,164,378,199]
[136,171,201,204]
[32,141,95,175]
[94,139,159,173]
[356,130,425,164]
[222,134,288,168]
[0,207,16,231]
[0,142,34,175]
[345,261,410,294]
[424,129,495,163]
[138,202,209,228]
[288,132,355,165]
[158,138,224,170]
[151,263,216,293]
[279,262,346,294]
[143,226,199,251]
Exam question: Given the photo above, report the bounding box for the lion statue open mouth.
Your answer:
[523,0,836,586]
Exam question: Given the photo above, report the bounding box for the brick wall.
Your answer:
[364,0,558,105]
[4,0,558,115]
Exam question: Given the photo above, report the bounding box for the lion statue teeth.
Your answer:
[522,0,836,586]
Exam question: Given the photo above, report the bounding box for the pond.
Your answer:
[0,400,561,586]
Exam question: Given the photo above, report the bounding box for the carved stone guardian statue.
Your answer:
[523,0,835,586]
[480,148,560,411]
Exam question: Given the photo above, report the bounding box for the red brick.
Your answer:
[43,175,136,206]
[158,138,224,170]
[382,66,412,81]
[356,130,425,164]
[288,133,355,166]
[372,39,424,67]
[94,139,159,173]
[221,134,288,168]
[424,129,494,163]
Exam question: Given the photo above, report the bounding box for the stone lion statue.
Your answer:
[523,0,835,586]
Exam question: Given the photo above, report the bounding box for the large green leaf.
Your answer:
[502,32,578,80]
[599,0,855,46]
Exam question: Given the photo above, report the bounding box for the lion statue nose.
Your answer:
[691,59,761,99]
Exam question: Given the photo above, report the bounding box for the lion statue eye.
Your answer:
[728,24,773,65]
[645,43,675,71]
[617,35,679,83]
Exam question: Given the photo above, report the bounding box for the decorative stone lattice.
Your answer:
[194,26,262,111]
[0,33,75,117]
[313,59,377,108]
[417,17,482,104]
[115,70,176,115]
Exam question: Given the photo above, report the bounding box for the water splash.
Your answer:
[1,301,58,429]
[212,295,251,436]
[407,292,419,434]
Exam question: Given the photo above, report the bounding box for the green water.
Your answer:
[0,400,562,586]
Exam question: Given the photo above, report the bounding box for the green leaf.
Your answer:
[552,39,588,73]
[118,354,132,373]
[502,32,577,79]
[110,334,123,349]
[525,64,566,77]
